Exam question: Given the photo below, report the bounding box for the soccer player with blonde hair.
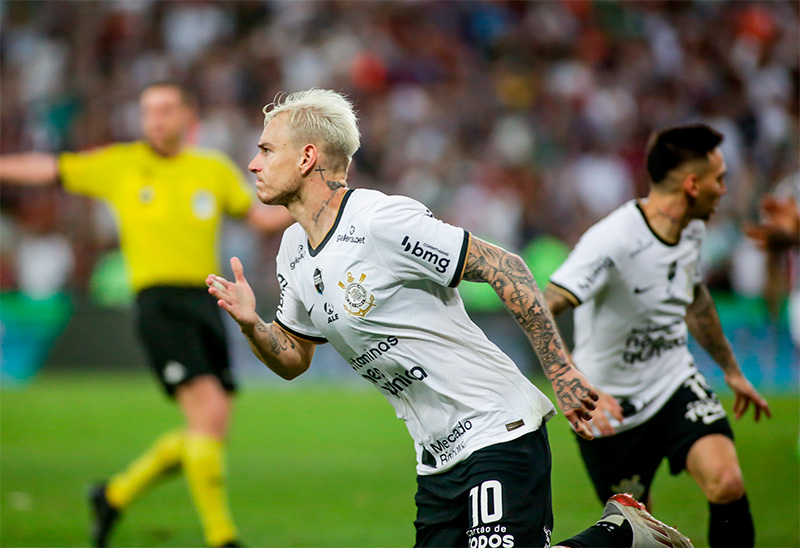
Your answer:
[207,88,694,548]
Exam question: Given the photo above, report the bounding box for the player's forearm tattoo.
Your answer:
[464,240,593,413]
[248,319,296,357]
[268,325,296,355]
[554,376,595,415]
[464,238,567,377]
[687,284,739,374]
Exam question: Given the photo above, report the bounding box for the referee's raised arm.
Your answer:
[207,257,316,380]
[0,152,60,186]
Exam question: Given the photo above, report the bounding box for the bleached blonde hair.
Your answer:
[263,88,361,170]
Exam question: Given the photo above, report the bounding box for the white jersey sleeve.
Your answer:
[687,220,706,287]
[368,196,470,288]
[549,223,621,304]
[274,230,327,343]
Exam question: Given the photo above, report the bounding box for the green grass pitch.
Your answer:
[1,372,798,547]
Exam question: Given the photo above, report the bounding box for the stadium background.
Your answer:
[1,1,798,546]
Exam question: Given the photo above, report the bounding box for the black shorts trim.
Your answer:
[274,317,328,344]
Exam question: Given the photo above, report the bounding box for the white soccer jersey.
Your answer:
[275,189,556,475]
[549,200,705,434]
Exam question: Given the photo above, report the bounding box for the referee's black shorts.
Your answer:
[415,426,553,548]
[136,286,236,397]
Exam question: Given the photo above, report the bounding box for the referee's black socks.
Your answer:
[709,494,754,548]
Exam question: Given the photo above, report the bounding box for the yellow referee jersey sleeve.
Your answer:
[59,143,128,200]
[58,142,255,292]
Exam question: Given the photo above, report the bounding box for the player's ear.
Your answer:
[298,144,317,176]
[681,172,700,198]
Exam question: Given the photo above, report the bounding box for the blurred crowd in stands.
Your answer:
[1,0,798,307]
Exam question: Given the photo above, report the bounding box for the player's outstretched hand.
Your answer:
[589,390,625,437]
[725,372,772,422]
[553,367,599,440]
[206,257,259,333]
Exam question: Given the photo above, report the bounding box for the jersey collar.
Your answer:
[635,200,680,247]
[308,188,354,257]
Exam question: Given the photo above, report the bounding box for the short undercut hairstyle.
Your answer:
[140,80,197,107]
[262,88,361,170]
[646,124,723,184]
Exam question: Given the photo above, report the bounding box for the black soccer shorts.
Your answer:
[414,426,554,548]
[136,286,236,397]
[575,371,734,503]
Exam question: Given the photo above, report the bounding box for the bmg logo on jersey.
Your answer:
[401,236,451,273]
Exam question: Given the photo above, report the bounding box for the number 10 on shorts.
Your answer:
[469,480,504,527]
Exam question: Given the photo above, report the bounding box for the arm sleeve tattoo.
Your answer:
[463,237,571,381]
[686,284,740,375]
[243,319,312,380]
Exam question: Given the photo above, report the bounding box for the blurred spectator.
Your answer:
[745,172,800,345]
[0,187,73,384]
[0,0,797,304]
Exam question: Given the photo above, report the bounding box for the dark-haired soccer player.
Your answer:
[0,81,291,547]
[545,124,771,548]
[208,88,695,548]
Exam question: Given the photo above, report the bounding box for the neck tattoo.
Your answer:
[311,190,338,227]
[326,179,344,191]
[317,165,344,191]
[655,207,680,224]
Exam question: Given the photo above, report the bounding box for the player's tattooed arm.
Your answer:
[462,238,569,376]
[207,257,315,380]
[463,237,598,437]
[244,320,315,380]
[686,283,738,374]
[686,283,771,421]
[544,283,625,436]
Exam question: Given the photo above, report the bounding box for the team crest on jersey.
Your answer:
[191,189,217,220]
[338,271,377,317]
[139,185,155,204]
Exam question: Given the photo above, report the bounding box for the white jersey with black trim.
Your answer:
[275,188,556,475]
[549,200,705,435]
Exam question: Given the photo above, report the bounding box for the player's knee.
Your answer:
[179,382,231,438]
[194,404,230,438]
[704,466,745,504]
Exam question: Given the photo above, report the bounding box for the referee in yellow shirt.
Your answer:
[0,81,290,547]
